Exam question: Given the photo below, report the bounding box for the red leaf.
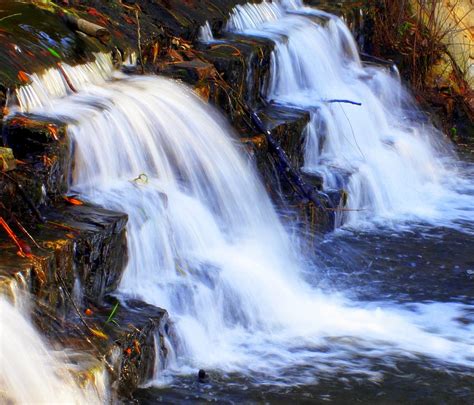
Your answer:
[63,196,84,206]
[17,70,29,83]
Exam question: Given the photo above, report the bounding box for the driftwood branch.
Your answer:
[63,14,111,44]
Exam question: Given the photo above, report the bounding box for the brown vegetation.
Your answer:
[368,0,473,141]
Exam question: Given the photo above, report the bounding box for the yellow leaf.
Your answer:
[90,328,108,340]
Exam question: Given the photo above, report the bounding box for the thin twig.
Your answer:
[11,213,45,250]
[55,272,116,373]
[326,99,362,106]
[0,13,22,23]
[135,8,145,74]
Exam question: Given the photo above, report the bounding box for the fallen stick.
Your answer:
[63,14,111,44]
[250,111,335,212]
[326,99,362,106]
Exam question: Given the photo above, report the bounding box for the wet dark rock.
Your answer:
[48,204,128,304]
[198,369,207,383]
[304,0,370,49]
[101,298,170,398]
[3,114,68,157]
[301,172,324,190]
[0,2,110,89]
[0,202,127,312]
[159,59,216,85]
[201,34,274,111]
[33,293,170,400]
[2,114,70,217]
[0,200,171,399]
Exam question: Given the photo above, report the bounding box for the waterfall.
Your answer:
[12,57,472,385]
[198,21,215,42]
[12,53,113,113]
[226,1,474,230]
[0,291,107,404]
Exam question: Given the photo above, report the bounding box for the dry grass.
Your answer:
[370,0,471,90]
[368,0,473,139]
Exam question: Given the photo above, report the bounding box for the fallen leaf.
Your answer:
[17,70,29,83]
[90,328,108,340]
[63,196,84,206]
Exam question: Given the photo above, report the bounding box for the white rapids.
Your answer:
[226,0,474,232]
[9,52,472,387]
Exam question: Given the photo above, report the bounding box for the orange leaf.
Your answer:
[17,71,29,83]
[47,124,59,141]
[63,196,84,206]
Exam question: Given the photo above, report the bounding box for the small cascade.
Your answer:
[226,1,474,230]
[0,291,106,404]
[226,1,284,31]
[198,21,215,42]
[13,53,114,113]
[10,56,472,386]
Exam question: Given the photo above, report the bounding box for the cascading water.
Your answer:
[11,53,113,113]
[226,1,474,231]
[14,55,473,388]
[198,21,215,42]
[0,291,106,404]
